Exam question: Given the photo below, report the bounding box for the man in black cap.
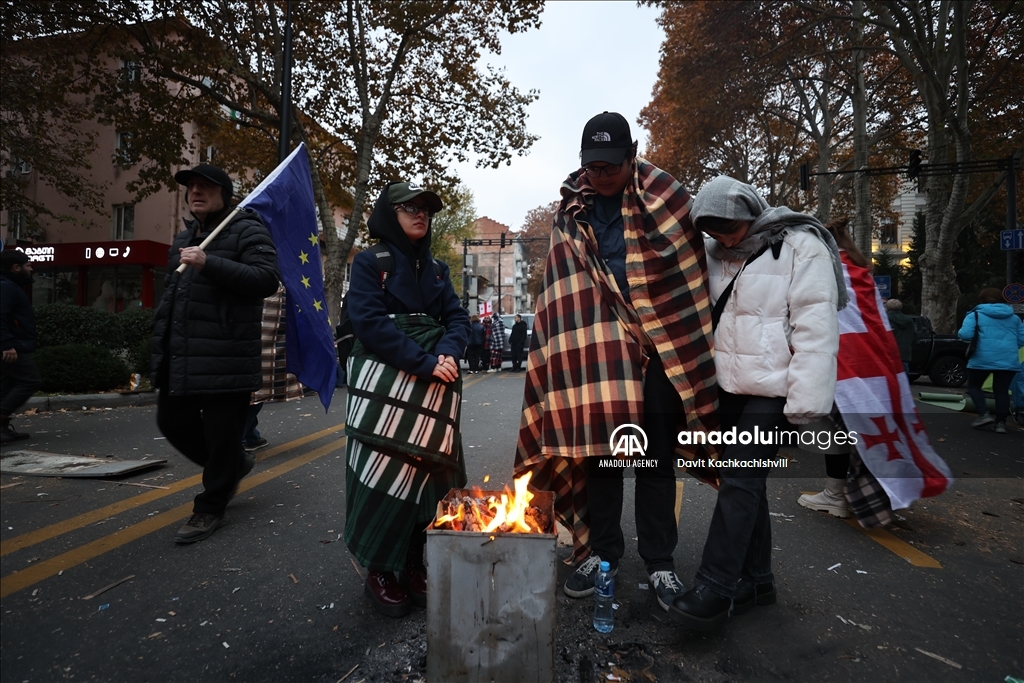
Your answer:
[151,163,280,544]
[513,111,717,617]
[1,249,41,443]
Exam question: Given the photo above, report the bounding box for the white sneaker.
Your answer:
[971,414,995,429]
[797,477,850,518]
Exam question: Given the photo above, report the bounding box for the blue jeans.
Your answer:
[243,403,263,444]
[695,392,787,600]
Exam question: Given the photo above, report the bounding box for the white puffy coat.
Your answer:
[707,230,839,423]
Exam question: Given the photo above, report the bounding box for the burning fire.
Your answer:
[434,472,551,534]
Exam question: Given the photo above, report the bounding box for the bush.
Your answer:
[128,338,152,375]
[35,344,131,393]
[35,304,120,350]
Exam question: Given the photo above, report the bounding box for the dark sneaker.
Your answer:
[1,423,30,443]
[243,437,269,452]
[668,584,732,630]
[174,512,225,544]
[971,414,994,429]
[563,554,616,598]
[649,570,686,612]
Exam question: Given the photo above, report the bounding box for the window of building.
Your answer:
[7,157,30,175]
[200,145,215,163]
[119,59,139,86]
[880,220,897,245]
[7,210,27,240]
[113,204,135,240]
[115,131,134,167]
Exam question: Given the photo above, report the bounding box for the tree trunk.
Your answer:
[851,0,872,255]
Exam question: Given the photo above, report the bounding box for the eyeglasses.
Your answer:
[583,161,625,178]
[394,203,432,217]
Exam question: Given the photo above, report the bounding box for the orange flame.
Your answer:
[435,472,542,533]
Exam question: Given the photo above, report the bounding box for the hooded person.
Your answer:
[343,181,471,618]
[958,287,1024,433]
[669,175,842,630]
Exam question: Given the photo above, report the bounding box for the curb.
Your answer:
[25,391,158,413]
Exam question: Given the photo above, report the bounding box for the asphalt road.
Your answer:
[1,372,1021,683]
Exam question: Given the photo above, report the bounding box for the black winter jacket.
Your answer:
[150,208,280,395]
[0,272,36,353]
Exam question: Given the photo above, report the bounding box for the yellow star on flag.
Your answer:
[313,299,324,312]
[301,275,311,289]
[308,233,319,247]
[298,251,309,264]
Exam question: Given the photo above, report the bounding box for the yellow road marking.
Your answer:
[844,518,942,568]
[0,438,347,599]
[0,423,345,557]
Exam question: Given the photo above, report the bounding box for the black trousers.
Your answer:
[695,391,787,599]
[587,355,680,573]
[466,344,485,372]
[1,352,42,418]
[966,369,1016,423]
[511,344,526,371]
[157,388,250,515]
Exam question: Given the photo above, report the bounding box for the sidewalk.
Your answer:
[23,390,158,413]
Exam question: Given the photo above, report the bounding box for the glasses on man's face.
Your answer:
[394,203,432,217]
[583,161,625,178]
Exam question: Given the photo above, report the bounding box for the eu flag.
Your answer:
[240,143,336,411]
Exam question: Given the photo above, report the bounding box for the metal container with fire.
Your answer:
[425,474,556,683]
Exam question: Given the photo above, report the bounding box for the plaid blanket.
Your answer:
[345,313,464,472]
[252,286,304,404]
[513,159,719,562]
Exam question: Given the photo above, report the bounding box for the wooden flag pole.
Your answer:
[174,207,242,274]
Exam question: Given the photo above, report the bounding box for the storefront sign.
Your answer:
[16,240,169,267]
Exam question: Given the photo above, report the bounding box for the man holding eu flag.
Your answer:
[152,164,280,545]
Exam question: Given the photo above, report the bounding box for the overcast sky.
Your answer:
[451,1,664,231]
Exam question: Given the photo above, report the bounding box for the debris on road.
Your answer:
[827,562,842,571]
[288,573,299,584]
[336,663,359,683]
[82,574,135,600]
[914,647,962,669]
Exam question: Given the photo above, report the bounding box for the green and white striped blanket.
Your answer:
[345,313,463,471]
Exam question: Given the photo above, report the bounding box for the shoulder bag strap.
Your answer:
[711,241,773,331]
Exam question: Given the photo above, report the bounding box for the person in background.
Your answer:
[465,315,486,373]
[958,288,1024,434]
[343,181,470,618]
[243,285,304,452]
[885,299,915,376]
[152,164,280,544]
[488,311,505,371]
[508,314,528,372]
[1,250,41,444]
[670,175,843,630]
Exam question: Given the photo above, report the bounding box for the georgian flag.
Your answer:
[834,255,953,509]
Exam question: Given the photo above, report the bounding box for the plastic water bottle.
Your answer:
[592,561,615,633]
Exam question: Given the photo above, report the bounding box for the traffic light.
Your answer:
[908,150,922,180]
[799,162,810,191]
[500,232,506,249]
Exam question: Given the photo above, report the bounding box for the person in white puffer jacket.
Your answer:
[669,176,845,631]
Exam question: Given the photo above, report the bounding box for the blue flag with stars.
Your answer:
[239,143,336,411]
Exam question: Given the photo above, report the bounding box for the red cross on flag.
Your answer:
[834,254,953,509]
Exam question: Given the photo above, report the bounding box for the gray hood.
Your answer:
[692,176,848,309]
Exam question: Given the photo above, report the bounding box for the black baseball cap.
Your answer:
[174,163,234,198]
[387,181,443,214]
[580,111,634,165]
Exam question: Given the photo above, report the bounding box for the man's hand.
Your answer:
[2,348,17,363]
[178,246,207,271]
[432,354,459,383]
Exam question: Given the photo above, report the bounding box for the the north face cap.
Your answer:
[387,181,443,214]
[580,111,634,166]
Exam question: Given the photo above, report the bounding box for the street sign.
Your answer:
[1004,283,1024,304]
[874,275,891,298]
[1001,229,1024,250]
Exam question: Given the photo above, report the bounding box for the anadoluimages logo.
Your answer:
[609,424,648,457]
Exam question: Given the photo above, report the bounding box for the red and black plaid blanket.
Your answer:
[513,159,719,562]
